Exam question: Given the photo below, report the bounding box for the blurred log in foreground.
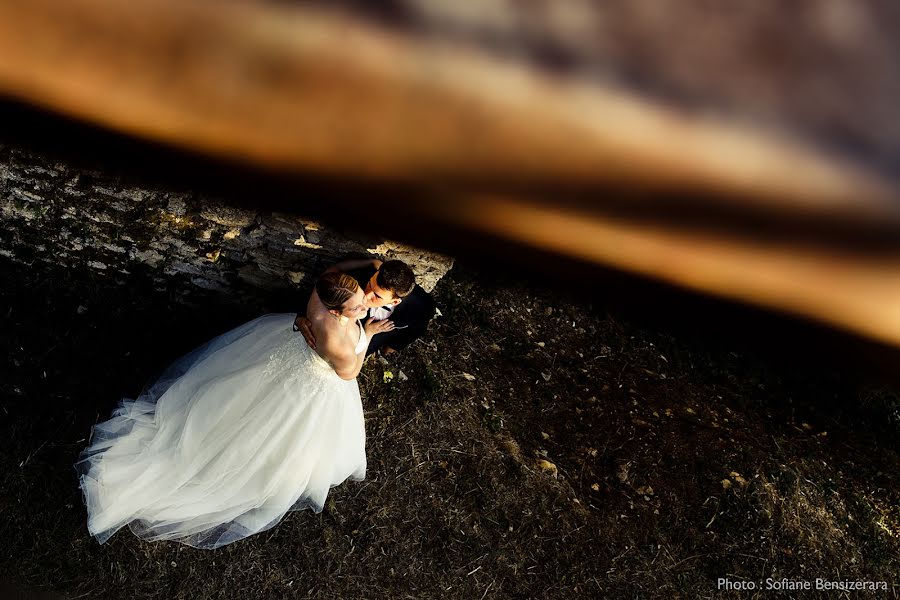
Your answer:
[1,0,899,346]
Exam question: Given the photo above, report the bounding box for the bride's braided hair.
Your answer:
[316,272,360,311]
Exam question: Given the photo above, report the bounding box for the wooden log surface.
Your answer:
[1,0,900,345]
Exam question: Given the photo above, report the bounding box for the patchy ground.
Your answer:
[0,256,897,599]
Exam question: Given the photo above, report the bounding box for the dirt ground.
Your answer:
[0,256,897,599]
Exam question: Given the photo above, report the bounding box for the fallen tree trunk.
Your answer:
[0,142,453,296]
[1,0,899,344]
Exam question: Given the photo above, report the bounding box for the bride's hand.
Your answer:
[364,317,395,337]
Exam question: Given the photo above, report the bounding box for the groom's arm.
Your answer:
[324,258,382,274]
[294,316,317,349]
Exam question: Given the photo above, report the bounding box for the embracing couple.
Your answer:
[292,257,435,359]
[76,257,434,548]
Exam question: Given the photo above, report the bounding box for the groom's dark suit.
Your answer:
[346,265,435,356]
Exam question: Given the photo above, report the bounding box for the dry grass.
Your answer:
[0,257,898,599]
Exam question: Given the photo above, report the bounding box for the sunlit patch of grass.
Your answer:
[871,498,899,539]
[749,458,898,579]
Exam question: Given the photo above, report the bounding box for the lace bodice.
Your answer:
[263,319,366,381]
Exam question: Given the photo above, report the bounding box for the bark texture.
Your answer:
[0,143,453,298]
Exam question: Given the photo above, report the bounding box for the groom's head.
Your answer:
[364,260,415,308]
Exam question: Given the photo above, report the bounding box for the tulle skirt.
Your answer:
[76,313,366,549]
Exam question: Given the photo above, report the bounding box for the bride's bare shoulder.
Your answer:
[316,326,355,372]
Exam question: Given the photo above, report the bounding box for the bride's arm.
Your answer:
[320,319,393,379]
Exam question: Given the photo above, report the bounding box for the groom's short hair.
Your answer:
[377,260,416,298]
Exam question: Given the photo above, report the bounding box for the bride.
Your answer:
[76,271,395,548]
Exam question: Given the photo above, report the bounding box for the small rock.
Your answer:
[536,459,557,478]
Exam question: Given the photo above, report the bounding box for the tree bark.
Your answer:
[0,142,453,299]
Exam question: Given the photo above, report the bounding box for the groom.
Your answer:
[295,257,435,356]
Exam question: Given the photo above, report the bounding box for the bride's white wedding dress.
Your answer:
[76,313,367,549]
